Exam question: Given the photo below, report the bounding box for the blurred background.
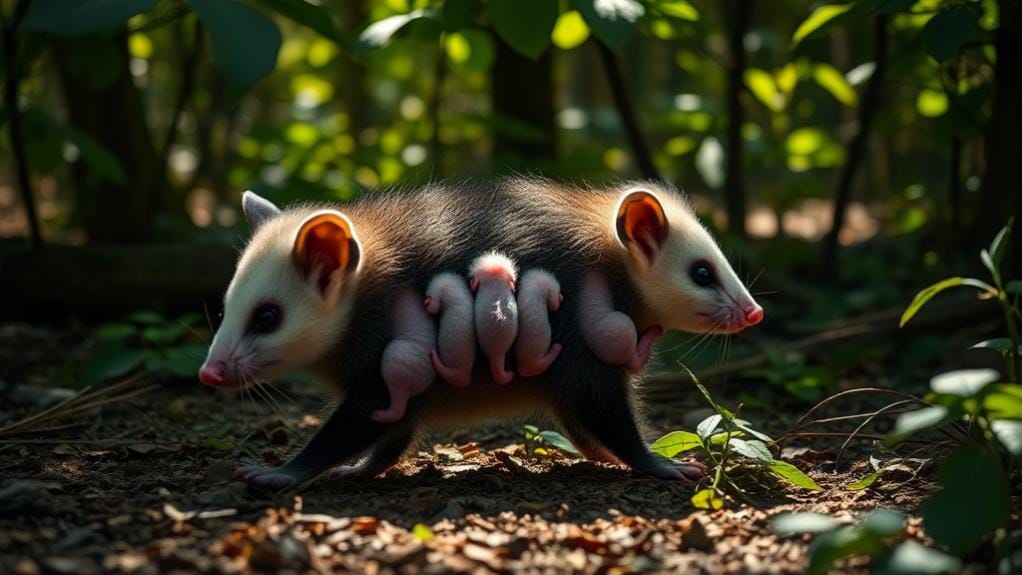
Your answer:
[0,0,1018,393]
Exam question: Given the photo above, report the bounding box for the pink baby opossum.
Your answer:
[469,252,519,385]
[371,289,437,423]
[424,272,475,387]
[515,269,563,377]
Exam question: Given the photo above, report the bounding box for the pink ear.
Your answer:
[293,211,360,296]
[615,190,668,266]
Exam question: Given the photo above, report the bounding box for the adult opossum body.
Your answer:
[200,179,762,490]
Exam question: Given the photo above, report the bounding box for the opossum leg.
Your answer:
[327,426,415,480]
[555,368,700,482]
[235,386,393,490]
[517,343,563,377]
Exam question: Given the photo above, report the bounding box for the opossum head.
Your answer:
[198,192,361,388]
[469,251,518,292]
[614,188,762,334]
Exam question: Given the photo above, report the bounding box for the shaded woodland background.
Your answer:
[0,0,1018,319]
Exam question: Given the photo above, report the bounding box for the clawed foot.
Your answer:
[234,465,304,490]
[643,459,708,482]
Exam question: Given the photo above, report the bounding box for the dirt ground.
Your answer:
[0,322,945,574]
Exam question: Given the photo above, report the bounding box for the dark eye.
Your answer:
[249,303,281,334]
[689,262,716,287]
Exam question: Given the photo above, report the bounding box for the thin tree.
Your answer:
[723,0,751,238]
[597,41,658,181]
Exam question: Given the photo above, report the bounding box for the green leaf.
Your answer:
[81,346,146,387]
[204,437,234,452]
[982,384,1022,420]
[846,470,882,491]
[729,438,773,462]
[189,0,282,92]
[253,0,349,46]
[551,11,590,50]
[441,0,478,31]
[95,322,137,342]
[141,324,186,345]
[900,277,980,327]
[578,0,645,51]
[412,523,434,541]
[487,0,557,59]
[357,9,435,51]
[929,369,998,397]
[650,431,702,458]
[988,221,1012,268]
[807,526,883,575]
[538,430,582,456]
[922,444,1011,553]
[875,540,961,575]
[991,420,1022,457]
[767,460,822,490]
[791,3,852,47]
[813,64,857,106]
[733,419,773,442]
[886,405,959,445]
[860,509,905,537]
[971,338,1013,351]
[745,69,781,112]
[128,310,164,325]
[691,488,724,510]
[63,126,129,186]
[696,414,722,440]
[22,0,157,36]
[922,5,979,62]
[656,1,699,21]
[980,249,998,281]
[159,344,205,378]
[771,512,839,535]
[1005,280,1022,295]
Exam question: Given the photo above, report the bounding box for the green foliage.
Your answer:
[650,369,819,510]
[922,4,981,62]
[773,509,960,575]
[889,221,1022,556]
[487,0,557,59]
[21,0,157,36]
[189,0,283,92]
[577,0,644,51]
[522,425,581,458]
[82,311,206,387]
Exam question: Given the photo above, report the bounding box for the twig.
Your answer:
[596,41,658,180]
[820,14,890,277]
[1,0,42,249]
[834,399,915,468]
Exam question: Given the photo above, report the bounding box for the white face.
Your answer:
[617,191,763,335]
[198,202,359,389]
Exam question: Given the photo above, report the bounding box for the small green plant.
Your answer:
[82,310,207,386]
[744,348,835,402]
[890,221,1022,555]
[522,425,581,459]
[772,509,960,575]
[650,368,821,510]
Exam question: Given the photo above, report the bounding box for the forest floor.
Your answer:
[0,322,949,574]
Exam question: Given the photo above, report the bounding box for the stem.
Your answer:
[596,41,658,180]
[1,0,41,249]
[999,290,1020,381]
[722,0,751,238]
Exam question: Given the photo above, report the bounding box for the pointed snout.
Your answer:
[199,361,226,386]
[744,304,764,326]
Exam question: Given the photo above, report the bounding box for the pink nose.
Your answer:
[199,362,225,386]
[745,305,764,326]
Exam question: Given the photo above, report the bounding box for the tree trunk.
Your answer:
[54,32,161,243]
[723,0,751,238]
[978,0,1022,275]
[490,38,556,162]
[820,15,889,277]
[597,42,658,180]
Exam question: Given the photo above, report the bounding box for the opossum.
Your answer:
[201,179,762,490]
[424,272,475,387]
[515,269,563,377]
[468,252,518,386]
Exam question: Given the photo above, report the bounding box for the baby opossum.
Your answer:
[578,270,662,373]
[424,272,475,387]
[469,252,519,385]
[515,269,563,377]
[206,179,763,490]
[371,289,437,423]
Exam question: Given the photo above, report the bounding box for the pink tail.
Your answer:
[431,349,470,387]
[518,343,563,377]
[371,389,408,423]
[626,326,664,373]
[491,355,514,385]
